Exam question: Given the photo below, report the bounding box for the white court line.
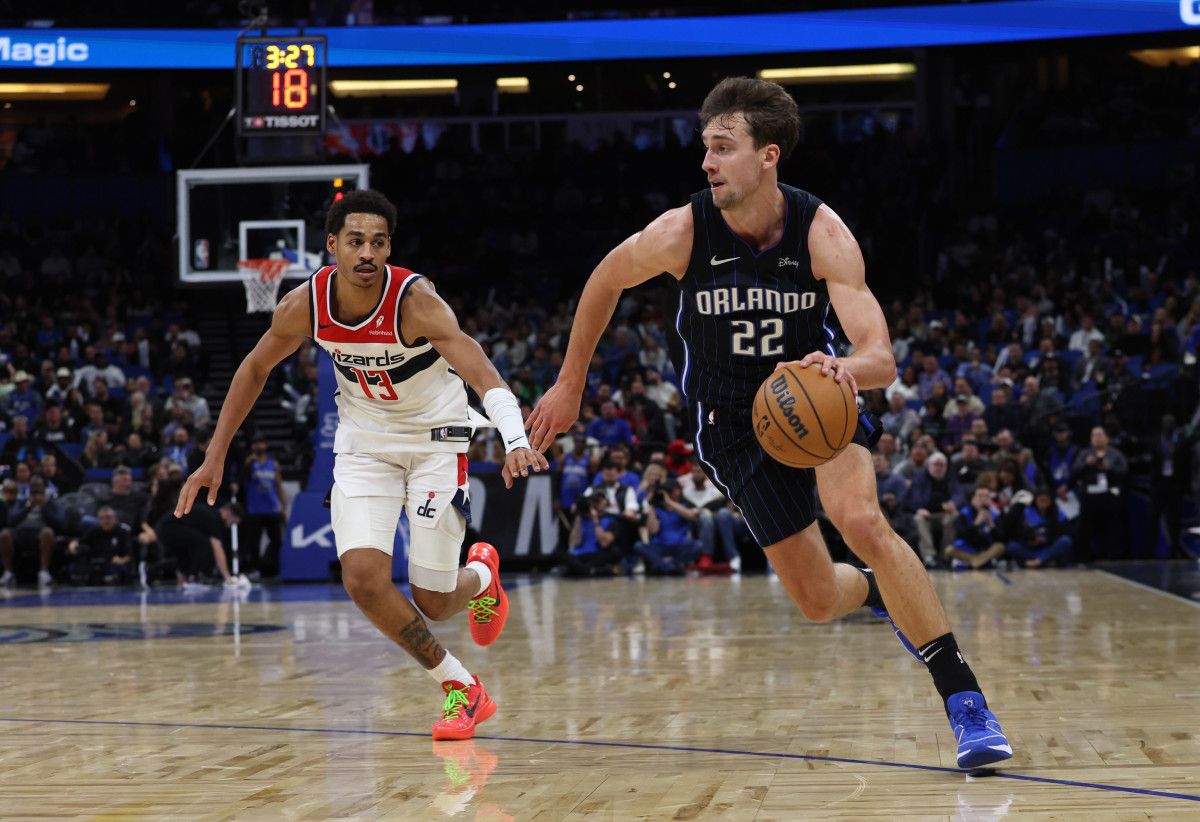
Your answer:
[1097,567,1200,609]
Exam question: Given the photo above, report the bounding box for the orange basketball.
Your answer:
[752,365,857,468]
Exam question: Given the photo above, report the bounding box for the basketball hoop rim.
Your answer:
[237,258,289,283]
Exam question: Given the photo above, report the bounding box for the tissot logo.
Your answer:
[1184,0,1200,24]
[0,36,89,66]
[244,115,321,130]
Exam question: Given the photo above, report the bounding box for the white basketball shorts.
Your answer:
[330,450,470,592]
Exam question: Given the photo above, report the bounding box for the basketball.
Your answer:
[752,365,857,468]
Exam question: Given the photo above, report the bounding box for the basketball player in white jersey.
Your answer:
[176,190,547,740]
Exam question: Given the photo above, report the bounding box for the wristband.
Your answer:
[482,387,530,453]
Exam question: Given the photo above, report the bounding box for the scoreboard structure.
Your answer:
[235,35,327,136]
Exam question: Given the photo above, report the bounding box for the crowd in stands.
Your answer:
[7,63,1200,586]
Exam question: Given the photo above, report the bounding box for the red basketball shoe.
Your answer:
[432,676,496,741]
[466,542,508,647]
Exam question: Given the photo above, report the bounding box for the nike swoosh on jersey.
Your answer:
[506,436,523,445]
[710,255,740,266]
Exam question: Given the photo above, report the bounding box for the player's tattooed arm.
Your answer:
[397,615,446,668]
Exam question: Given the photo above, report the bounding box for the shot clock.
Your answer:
[236,35,327,136]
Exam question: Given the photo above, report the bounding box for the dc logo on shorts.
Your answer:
[417,491,437,519]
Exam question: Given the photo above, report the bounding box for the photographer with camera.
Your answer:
[632,477,703,575]
[578,457,640,566]
[564,494,620,577]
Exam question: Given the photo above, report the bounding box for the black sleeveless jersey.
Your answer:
[671,183,839,410]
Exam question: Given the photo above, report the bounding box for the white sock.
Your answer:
[427,650,473,687]
[466,560,493,597]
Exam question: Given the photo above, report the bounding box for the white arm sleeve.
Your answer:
[482,387,530,453]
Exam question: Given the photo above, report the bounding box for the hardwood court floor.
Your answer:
[0,567,1198,820]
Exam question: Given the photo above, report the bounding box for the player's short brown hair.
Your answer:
[699,76,800,160]
[325,189,398,237]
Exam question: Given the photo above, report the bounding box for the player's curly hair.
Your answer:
[325,189,398,237]
[699,76,800,160]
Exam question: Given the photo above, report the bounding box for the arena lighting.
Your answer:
[1129,46,1200,67]
[758,63,917,84]
[328,78,457,97]
[495,76,530,92]
[0,82,108,99]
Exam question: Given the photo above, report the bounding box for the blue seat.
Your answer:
[58,442,84,461]
[84,467,115,483]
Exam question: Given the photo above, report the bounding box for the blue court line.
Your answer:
[994,569,1014,586]
[1,716,1197,803]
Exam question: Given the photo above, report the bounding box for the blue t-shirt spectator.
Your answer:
[651,503,693,546]
[586,405,633,447]
[573,514,615,555]
[560,452,592,510]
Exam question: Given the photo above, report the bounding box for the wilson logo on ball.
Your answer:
[770,375,810,439]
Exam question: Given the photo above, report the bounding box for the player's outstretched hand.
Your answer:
[780,352,859,395]
[174,458,224,517]
[526,382,581,453]
[501,447,549,490]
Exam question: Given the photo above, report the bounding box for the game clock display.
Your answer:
[236,35,327,136]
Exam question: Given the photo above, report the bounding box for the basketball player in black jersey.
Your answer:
[528,77,1012,769]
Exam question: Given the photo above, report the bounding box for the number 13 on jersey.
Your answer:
[349,367,399,401]
[731,318,784,357]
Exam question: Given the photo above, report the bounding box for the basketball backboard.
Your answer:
[176,164,370,283]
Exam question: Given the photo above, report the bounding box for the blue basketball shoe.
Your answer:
[947,691,1013,769]
[870,606,922,663]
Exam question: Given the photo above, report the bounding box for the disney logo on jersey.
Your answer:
[695,286,816,316]
[331,348,406,367]
[778,256,800,268]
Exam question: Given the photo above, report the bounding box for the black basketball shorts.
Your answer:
[692,400,881,549]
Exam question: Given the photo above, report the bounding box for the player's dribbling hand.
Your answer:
[501,447,550,490]
[174,459,224,517]
[526,382,581,453]
[782,353,859,395]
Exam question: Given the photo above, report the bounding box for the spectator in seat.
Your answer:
[1072,338,1110,391]
[105,466,149,530]
[951,437,989,487]
[0,476,63,589]
[585,401,633,448]
[904,451,963,566]
[557,426,594,517]
[580,458,640,563]
[633,477,703,575]
[164,377,211,429]
[45,367,74,405]
[984,383,1022,439]
[564,493,619,578]
[34,403,77,447]
[163,426,194,470]
[882,391,920,443]
[1005,487,1074,568]
[681,464,743,572]
[664,439,694,476]
[873,452,908,503]
[2,415,43,469]
[3,372,41,422]
[67,505,134,584]
[81,429,114,469]
[894,439,930,482]
[946,485,1007,569]
[1043,422,1078,493]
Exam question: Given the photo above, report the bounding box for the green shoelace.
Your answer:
[468,596,498,623]
[441,686,469,721]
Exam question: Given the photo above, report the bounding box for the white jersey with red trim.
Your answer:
[309,264,470,454]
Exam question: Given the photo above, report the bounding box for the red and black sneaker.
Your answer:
[432,676,496,741]
[466,542,509,647]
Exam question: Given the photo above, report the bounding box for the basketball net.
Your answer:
[238,258,288,313]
